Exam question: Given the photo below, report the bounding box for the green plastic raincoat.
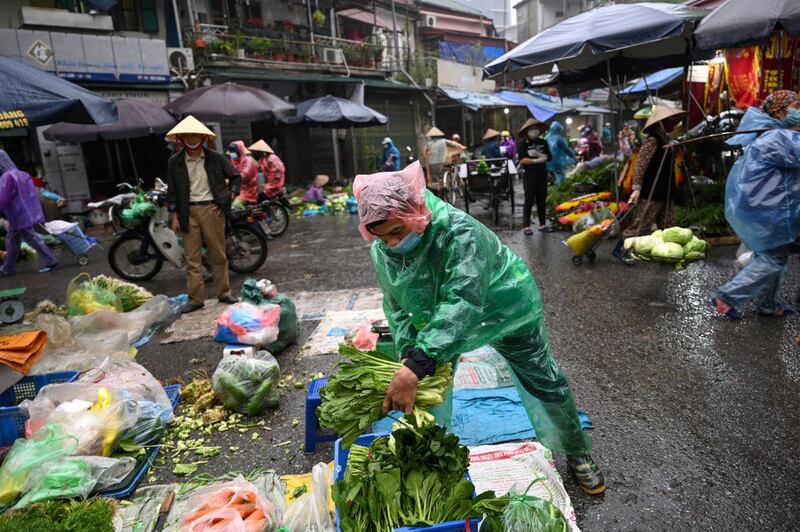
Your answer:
[370,192,591,455]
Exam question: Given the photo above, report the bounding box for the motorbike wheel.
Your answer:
[265,203,290,237]
[227,225,268,274]
[108,233,163,281]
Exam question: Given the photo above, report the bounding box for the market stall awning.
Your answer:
[494,91,558,122]
[43,99,176,142]
[336,8,393,30]
[495,90,611,121]
[438,88,522,112]
[694,0,800,51]
[621,67,684,95]
[0,56,117,128]
[279,95,387,128]
[484,2,707,84]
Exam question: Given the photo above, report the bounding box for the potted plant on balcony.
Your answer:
[250,38,273,60]
[209,39,236,58]
[273,43,286,62]
[312,9,326,29]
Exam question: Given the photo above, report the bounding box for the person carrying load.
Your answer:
[352,161,606,495]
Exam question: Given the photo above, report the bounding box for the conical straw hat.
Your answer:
[483,128,501,140]
[166,115,216,140]
[248,139,274,153]
[426,126,445,137]
[644,106,687,131]
[313,174,330,187]
[518,118,544,135]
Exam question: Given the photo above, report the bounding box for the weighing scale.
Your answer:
[0,287,26,324]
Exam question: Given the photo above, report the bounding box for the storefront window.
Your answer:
[111,0,159,33]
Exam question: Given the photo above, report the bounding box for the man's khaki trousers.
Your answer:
[184,204,231,305]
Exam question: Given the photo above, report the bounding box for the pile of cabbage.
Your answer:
[624,227,709,266]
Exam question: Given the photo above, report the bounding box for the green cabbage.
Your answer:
[624,237,637,250]
[651,230,663,239]
[685,251,706,260]
[683,236,709,256]
[634,236,657,254]
[651,242,685,260]
[661,227,693,246]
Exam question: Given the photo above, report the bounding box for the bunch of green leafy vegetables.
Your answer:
[332,419,504,531]
[318,345,452,449]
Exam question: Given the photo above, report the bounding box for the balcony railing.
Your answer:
[195,28,388,71]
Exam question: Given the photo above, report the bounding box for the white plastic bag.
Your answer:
[735,243,753,271]
[283,462,335,532]
[78,359,173,416]
[213,302,281,346]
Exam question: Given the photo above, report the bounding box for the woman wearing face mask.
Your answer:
[353,161,605,495]
[228,140,259,208]
[711,90,800,319]
[518,118,552,235]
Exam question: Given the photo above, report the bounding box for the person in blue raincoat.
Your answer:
[545,121,577,185]
[352,161,606,495]
[711,90,800,319]
[380,137,401,172]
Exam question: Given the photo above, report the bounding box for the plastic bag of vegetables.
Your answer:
[501,478,570,532]
[212,351,280,415]
[213,302,281,346]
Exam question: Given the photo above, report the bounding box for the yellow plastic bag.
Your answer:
[67,273,122,316]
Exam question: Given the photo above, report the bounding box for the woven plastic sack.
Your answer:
[213,302,281,346]
[212,352,280,415]
[67,273,122,316]
[241,279,298,353]
[0,424,79,505]
[181,476,277,532]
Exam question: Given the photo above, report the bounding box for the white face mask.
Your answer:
[183,140,203,149]
[527,129,539,139]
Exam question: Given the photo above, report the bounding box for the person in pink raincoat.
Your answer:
[0,150,58,275]
[249,140,286,199]
[228,140,259,207]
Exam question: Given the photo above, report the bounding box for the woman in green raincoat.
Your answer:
[353,161,605,494]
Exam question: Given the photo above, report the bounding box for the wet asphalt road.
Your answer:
[2,201,800,531]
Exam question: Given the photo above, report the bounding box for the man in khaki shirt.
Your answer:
[166,116,241,313]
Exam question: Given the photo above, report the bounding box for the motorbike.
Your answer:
[108,180,268,282]
[255,190,290,238]
[86,181,138,232]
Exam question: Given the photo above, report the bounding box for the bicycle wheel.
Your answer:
[227,225,268,274]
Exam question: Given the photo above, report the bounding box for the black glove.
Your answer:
[401,347,436,380]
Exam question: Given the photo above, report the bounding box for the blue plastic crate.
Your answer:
[305,377,338,453]
[100,383,181,498]
[334,433,481,532]
[0,371,80,447]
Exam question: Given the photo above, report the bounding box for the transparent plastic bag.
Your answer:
[23,385,140,456]
[283,462,335,532]
[0,424,79,505]
[501,477,570,532]
[67,273,123,316]
[349,323,379,351]
[213,302,282,346]
[78,359,173,415]
[241,279,299,353]
[735,243,753,271]
[14,455,135,507]
[211,352,280,415]
[181,476,277,532]
[14,457,95,508]
[117,401,171,450]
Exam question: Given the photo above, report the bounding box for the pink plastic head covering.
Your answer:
[353,160,432,241]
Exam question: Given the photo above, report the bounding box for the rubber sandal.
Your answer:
[758,305,797,317]
[708,297,742,320]
[523,228,533,236]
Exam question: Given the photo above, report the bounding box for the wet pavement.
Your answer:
[2,202,800,530]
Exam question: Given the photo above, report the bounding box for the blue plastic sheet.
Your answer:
[372,386,592,446]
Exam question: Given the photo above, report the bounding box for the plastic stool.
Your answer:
[305,377,338,453]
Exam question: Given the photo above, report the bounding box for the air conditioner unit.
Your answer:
[323,47,344,64]
[167,47,195,71]
[425,15,436,27]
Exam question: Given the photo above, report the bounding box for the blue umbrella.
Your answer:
[280,95,387,128]
[0,55,117,127]
[621,67,684,95]
[484,3,706,82]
